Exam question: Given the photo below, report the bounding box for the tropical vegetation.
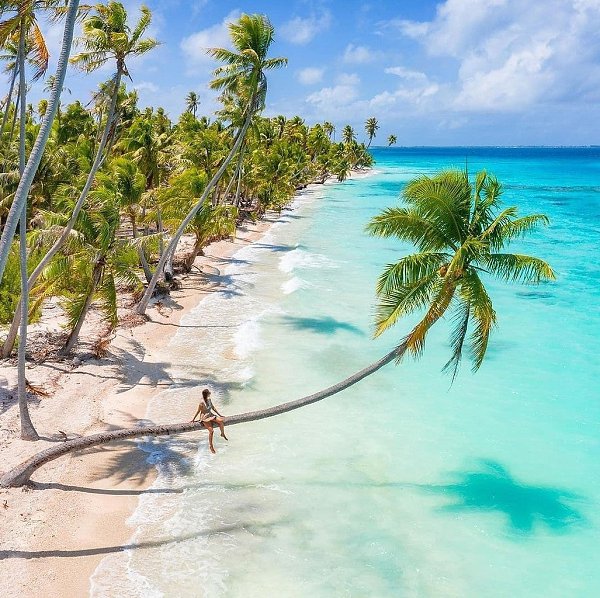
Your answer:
[0,3,373,439]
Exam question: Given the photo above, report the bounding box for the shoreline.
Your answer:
[0,210,283,597]
[0,171,368,597]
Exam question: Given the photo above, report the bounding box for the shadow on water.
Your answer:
[422,460,586,534]
[281,315,365,336]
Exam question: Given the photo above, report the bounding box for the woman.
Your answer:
[191,388,228,453]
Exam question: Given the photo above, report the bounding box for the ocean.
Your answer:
[90,147,600,597]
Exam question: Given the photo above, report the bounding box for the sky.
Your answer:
[23,0,600,145]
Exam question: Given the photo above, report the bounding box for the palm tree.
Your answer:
[323,120,335,140]
[0,0,79,287]
[387,134,397,146]
[0,169,556,487]
[342,124,355,144]
[136,13,287,314]
[365,116,378,148]
[185,90,199,117]
[2,1,158,357]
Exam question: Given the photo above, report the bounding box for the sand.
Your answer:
[0,215,278,597]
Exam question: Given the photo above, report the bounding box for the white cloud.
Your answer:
[384,66,428,81]
[297,67,325,85]
[306,74,361,110]
[180,10,239,71]
[394,0,600,112]
[133,81,159,93]
[280,10,331,45]
[342,44,377,64]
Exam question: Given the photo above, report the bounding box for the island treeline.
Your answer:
[0,3,375,438]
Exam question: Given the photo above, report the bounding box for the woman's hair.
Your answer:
[202,388,211,399]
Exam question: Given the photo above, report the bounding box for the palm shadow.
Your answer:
[281,315,364,336]
[0,520,280,560]
[422,460,586,534]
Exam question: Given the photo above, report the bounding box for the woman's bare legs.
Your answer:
[215,416,228,440]
[203,421,216,453]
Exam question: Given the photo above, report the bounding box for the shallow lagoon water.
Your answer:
[91,148,600,597]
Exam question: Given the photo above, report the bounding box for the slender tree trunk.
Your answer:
[0,0,81,284]
[2,68,122,358]
[0,66,18,138]
[61,261,103,355]
[132,219,152,283]
[9,86,20,141]
[136,96,257,315]
[16,25,39,441]
[0,345,404,487]
[234,156,244,207]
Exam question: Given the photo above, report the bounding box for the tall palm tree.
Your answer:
[136,13,287,314]
[387,134,397,146]
[0,169,556,487]
[365,116,378,148]
[0,0,79,287]
[323,120,335,140]
[2,1,158,357]
[185,90,199,117]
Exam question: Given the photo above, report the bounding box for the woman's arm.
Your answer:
[212,404,223,417]
[190,405,202,422]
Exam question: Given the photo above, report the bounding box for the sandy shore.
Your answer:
[0,214,279,597]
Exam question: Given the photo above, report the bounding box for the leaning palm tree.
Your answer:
[2,1,158,358]
[0,169,556,487]
[365,116,378,148]
[387,134,397,146]
[185,90,199,117]
[136,13,287,314]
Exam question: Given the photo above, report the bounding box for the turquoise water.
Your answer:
[91,148,600,597]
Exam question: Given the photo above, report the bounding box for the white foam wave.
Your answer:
[281,276,309,294]
[233,313,263,359]
[278,248,338,274]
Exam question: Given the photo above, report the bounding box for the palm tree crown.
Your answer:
[367,169,555,377]
[70,1,158,77]
[387,134,397,146]
[209,14,287,114]
[185,90,199,116]
[365,116,378,147]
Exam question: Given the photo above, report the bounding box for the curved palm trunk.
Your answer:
[0,66,18,138]
[0,345,403,487]
[136,98,256,315]
[9,86,20,141]
[2,68,122,358]
[0,0,80,284]
[17,24,39,441]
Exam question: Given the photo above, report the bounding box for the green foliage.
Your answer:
[367,169,555,376]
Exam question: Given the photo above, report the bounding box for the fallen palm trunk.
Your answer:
[0,346,402,488]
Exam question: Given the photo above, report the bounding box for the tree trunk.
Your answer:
[0,0,80,284]
[0,66,17,138]
[132,219,152,283]
[17,25,39,441]
[2,67,122,358]
[0,345,404,488]
[136,95,257,315]
[61,261,103,355]
[9,86,20,141]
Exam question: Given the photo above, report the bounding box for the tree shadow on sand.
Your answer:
[0,520,281,560]
[421,460,586,535]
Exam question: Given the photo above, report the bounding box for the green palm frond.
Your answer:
[376,252,448,295]
[443,299,471,380]
[459,269,496,370]
[483,253,556,284]
[366,207,455,251]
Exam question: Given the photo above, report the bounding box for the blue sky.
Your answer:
[28,0,600,145]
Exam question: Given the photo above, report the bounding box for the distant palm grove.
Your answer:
[0,3,382,437]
